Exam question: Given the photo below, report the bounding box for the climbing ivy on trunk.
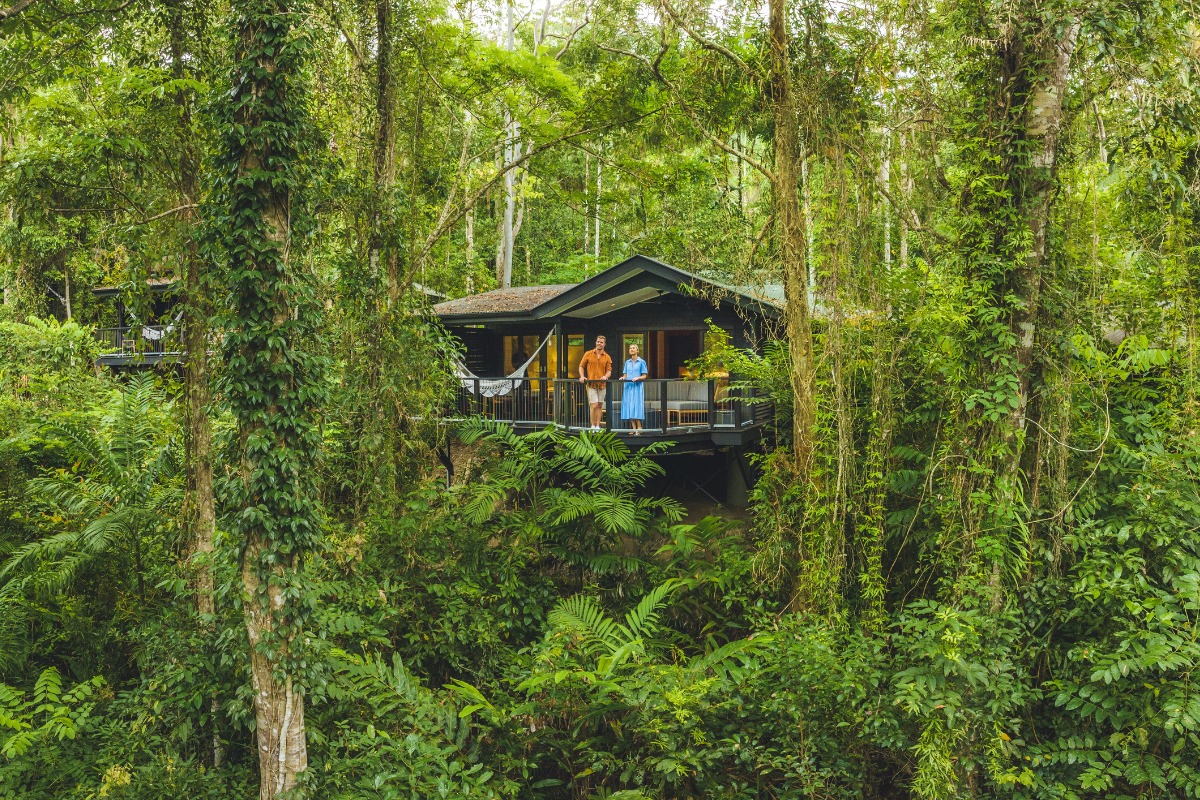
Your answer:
[207,0,326,796]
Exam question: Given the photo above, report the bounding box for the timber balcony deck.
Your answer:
[448,377,773,452]
[93,325,180,367]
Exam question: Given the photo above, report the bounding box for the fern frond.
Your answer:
[548,595,620,653]
[462,482,510,525]
[623,579,678,641]
[688,635,770,681]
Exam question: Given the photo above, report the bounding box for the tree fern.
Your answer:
[0,375,178,601]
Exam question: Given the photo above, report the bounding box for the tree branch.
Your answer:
[595,40,776,183]
[659,0,755,76]
[0,0,35,21]
[747,210,775,263]
[138,203,198,224]
[318,0,365,70]
[553,18,589,60]
[845,139,950,246]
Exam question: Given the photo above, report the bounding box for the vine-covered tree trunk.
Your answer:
[1002,18,1080,473]
[767,0,816,472]
[214,0,324,796]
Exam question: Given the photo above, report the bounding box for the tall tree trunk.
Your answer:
[374,0,398,306]
[881,133,891,269]
[594,144,601,259]
[218,0,323,794]
[970,17,1080,609]
[465,207,474,265]
[583,152,590,254]
[500,1,515,288]
[767,0,816,470]
[899,130,909,270]
[170,0,215,625]
[170,0,219,765]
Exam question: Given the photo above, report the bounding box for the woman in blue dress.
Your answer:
[620,343,648,434]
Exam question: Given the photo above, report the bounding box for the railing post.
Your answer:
[734,380,744,428]
[511,380,518,425]
[707,379,716,430]
[473,379,481,416]
[659,380,666,432]
[605,380,614,431]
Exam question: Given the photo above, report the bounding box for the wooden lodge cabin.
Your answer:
[91,278,182,369]
[88,279,449,371]
[434,255,782,460]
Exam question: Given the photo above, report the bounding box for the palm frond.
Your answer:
[564,552,644,575]
[0,531,84,583]
[542,490,598,527]
[590,491,640,536]
[28,475,114,518]
[598,637,647,675]
[636,495,686,525]
[0,597,29,672]
[39,418,123,489]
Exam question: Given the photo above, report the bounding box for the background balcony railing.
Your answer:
[94,326,176,355]
[450,377,771,434]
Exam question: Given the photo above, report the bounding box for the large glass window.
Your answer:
[702,328,730,376]
[504,335,549,388]
[567,336,586,379]
[621,333,645,368]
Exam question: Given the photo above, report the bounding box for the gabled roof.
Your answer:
[432,255,782,324]
[432,284,575,316]
[92,277,177,298]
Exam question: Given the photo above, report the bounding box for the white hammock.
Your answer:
[126,308,183,341]
[456,328,555,397]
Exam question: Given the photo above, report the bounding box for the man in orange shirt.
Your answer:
[578,335,612,430]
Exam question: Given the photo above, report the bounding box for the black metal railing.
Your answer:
[94,325,176,355]
[450,377,770,434]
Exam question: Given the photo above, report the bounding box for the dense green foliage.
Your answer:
[0,0,1198,796]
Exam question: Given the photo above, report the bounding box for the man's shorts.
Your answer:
[587,386,605,405]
